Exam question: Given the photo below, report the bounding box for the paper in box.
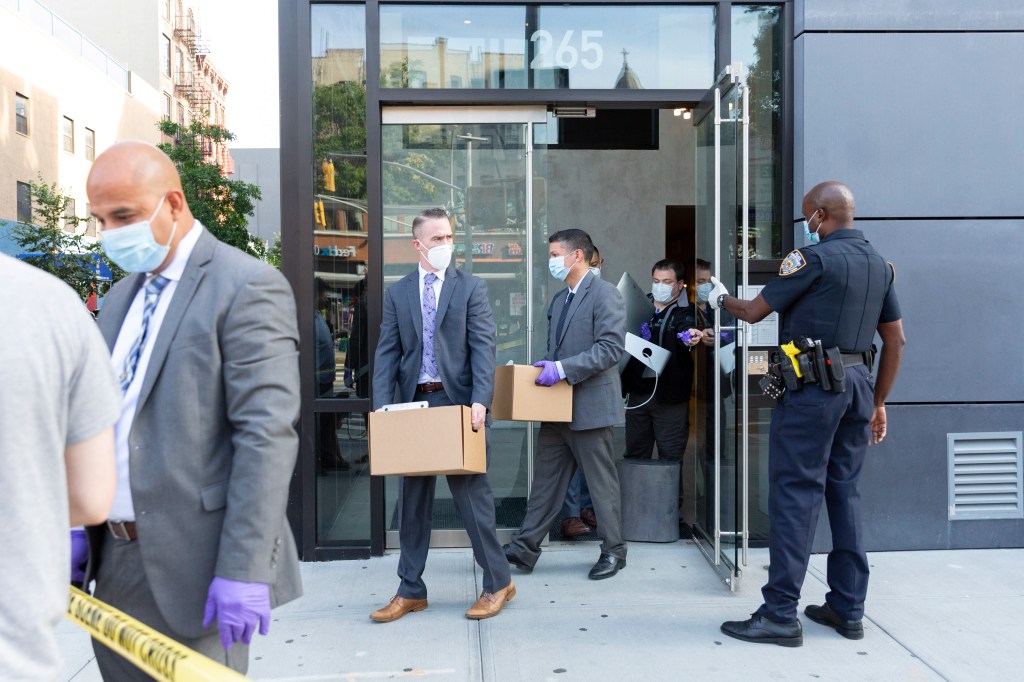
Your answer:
[368,404,486,476]
[491,364,573,422]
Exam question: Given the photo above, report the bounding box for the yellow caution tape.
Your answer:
[67,586,248,682]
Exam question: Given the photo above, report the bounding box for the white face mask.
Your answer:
[589,267,601,278]
[651,282,675,304]
[420,243,453,271]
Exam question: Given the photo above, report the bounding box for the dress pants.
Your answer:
[509,422,625,566]
[624,396,690,462]
[92,535,248,680]
[396,389,511,599]
[757,365,874,623]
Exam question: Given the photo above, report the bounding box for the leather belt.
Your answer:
[107,520,138,542]
[840,352,868,367]
[416,381,444,393]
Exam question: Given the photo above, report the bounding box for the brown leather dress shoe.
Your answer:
[370,595,428,622]
[465,581,516,620]
[561,517,590,537]
[580,508,597,528]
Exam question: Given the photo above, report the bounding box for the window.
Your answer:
[176,102,186,126]
[63,116,74,153]
[163,0,171,21]
[161,34,171,77]
[15,93,29,135]
[65,198,77,231]
[17,182,32,223]
[86,203,96,237]
[85,128,95,160]
[175,48,185,84]
[162,92,172,121]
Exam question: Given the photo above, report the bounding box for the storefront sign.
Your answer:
[316,245,358,257]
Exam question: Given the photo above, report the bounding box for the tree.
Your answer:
[12,177,119,301]
[267,232,283,270]
[158,119,265,259]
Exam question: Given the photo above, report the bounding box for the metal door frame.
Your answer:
[381,106,545,548]
[691,63,750,590]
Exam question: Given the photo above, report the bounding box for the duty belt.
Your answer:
[839,352,869,367]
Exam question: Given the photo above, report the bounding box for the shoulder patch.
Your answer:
[779,250,807,276]
[888,261,896,282]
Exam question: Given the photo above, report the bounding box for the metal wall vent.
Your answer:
[947,432,1023,520]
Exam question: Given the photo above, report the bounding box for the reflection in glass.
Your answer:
[316,412,372,545]
[733,5,783,259]
[380,4,715,90]
[312,5,369,398]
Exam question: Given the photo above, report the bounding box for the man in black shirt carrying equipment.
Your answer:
[710,181,905,647]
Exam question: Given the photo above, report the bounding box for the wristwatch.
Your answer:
[717,293,727,309]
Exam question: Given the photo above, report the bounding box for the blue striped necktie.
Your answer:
[119,275,170,393]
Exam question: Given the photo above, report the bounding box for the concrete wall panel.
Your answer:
[798,0,1024,33]
[811,403,1024,553]
[794,32,1024,219]
[857,219,1024,404]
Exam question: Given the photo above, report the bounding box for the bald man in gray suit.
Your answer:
[504,228,628,580]
[86,142,301,678]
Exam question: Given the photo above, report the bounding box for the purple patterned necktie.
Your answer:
[421,273,439,378]
[119,275,170,393]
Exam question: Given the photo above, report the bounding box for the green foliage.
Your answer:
[12,178,119,301]
[158,119,265,259]
[267,232,283,270]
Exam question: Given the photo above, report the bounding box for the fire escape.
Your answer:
[173,9,211,113]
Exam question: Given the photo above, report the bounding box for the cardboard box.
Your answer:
[369,404,485,476]
[491,365,573,422]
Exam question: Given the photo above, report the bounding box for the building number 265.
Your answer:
[530,30,604,70]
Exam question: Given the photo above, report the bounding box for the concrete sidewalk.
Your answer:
[59,542,1022,681]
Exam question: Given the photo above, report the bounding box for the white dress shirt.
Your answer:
[108,222,203,521]
[416,264,446,384]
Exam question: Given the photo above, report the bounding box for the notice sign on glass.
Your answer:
[739,285,778,347]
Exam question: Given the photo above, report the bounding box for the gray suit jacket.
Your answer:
[90,228,302,638]
[546,271,626,430]
[373,265,496,410]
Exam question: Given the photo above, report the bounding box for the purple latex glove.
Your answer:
[202,576,271,650]
[640,322,652,341]
[720,330,735,345]
[70,529,88,585]
[533,360,561,387]
[677,330,694,345]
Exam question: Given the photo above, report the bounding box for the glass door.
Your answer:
[692,65,750,589]
[380,107,547,547]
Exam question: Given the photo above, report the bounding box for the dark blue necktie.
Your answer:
[119,275,170,393]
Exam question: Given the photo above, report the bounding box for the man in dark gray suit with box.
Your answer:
[504,229,628,579]
[371,208,514,622]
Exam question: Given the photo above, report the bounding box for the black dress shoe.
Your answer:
[588,553,626,580]
[502,543,533,573]
[720,613,803,647]
[804,603,864,640]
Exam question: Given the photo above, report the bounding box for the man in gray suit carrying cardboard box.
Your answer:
[86,141,302,678]
[371,208,514,622]
[504,229,628,579]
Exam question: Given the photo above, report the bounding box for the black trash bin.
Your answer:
[617,459,680,543]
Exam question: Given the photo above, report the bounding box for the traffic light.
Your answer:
[314,200,326,227]
[321,160,336,192]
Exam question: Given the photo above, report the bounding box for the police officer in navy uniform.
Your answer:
[709,181,906,647]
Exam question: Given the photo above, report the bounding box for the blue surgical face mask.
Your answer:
[803,211,822,245]
[696,282,714,302]
[651,282,675,304]
[548,253,574,281]
[101,195,177,273]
